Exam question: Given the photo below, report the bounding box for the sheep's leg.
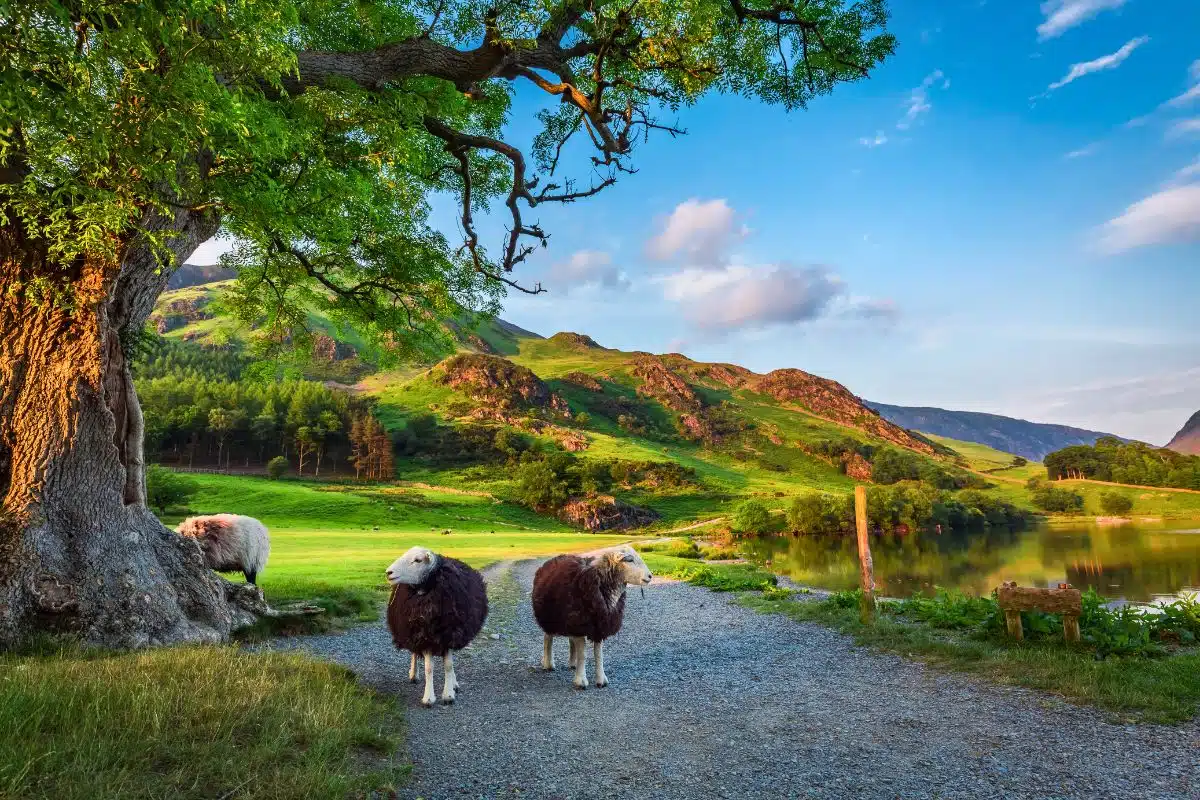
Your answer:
[244,570,257,586]
[541,634,555,671]
[408,652,418,683]
[593,640,608,688]
[568,637,580,670]
[571,637,588,689]
[420,652,436,707]
[441,653,457,705]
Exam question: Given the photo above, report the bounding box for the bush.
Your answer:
[1032,485,1084,513]
[146,466,198,514]
[786,491,851,535]
[731,499,772,536]
[1099,491,1134,515]
[1011,456,1028,467]
[266,456,289,479]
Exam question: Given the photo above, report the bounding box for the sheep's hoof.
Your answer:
[573,682,588,691]
[596,679,608,688]
[440,696,455,706]
[420,700,435,708]
[409,677,418,684]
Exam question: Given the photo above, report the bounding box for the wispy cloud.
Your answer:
[1065,143,1101,159]
[1166,117,1200,139]
[645,199,747,268]
[1099,182,1200,253]
[1038,0,1129,40]
[1047,36,1148,92]
[897,70,950,130]
[859,131,888,148]
[548,250,630,293]
[1167,156,1200,186]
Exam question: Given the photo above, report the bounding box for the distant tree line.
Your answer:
[1044,437,1200,490]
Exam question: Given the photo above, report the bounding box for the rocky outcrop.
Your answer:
[1167,410,1200,455]
[659,354,755,389]
[842,452,873,481]
[631,355,702,412]
[549,331,604,349]
[561,372,603,392]
[312,333,357,362]
[558,496,660,531]
[151,296,213,333]
[751,369,934,454]
[433,354,570,414]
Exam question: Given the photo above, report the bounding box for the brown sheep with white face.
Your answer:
[531,545,652,689]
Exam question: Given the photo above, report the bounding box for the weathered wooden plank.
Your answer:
[1004,609,1024,641]
[997,581,1082,615]
[854,485,875,623]
[1062,615,1081,643]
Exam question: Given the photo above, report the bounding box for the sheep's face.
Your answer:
[609,545,653,586]
[386,546,438,586]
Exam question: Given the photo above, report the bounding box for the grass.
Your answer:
[739,590,1200,724]
[0,644,405,799]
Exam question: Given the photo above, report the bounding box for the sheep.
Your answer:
[385,546,488,707]
[530,544,653,690]
[176,513,270,585]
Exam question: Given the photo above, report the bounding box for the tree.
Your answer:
[145,466,198,515]
[1099,491,1133,516]
[207,408,239,469]
[787,492,827,535]
[731,500,772,537]
[0,0,893,647]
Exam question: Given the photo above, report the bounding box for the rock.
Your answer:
[557,495,660,532]
[548,331,604,349]
[432,354,565,412]
[312,333,357,361]
[560,372,603,392]
[631,355,702,412]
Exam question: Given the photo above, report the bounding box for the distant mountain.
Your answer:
[1167,410,1200,455]
[865,403,1120,462]
[168,263,237,289]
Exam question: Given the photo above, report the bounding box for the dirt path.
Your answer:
[659,517,725,535]
[261,562,1198,799]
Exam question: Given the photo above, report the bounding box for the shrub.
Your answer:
[1011,456,1028,467]
[266,456,289,479]
[786,491,851,535]
[146,466,198,514]
[1099,491,1134,515]
[1032,485,1084,513]
[731,499,772,536]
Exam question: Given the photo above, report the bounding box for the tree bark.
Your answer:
[0,209,267,649]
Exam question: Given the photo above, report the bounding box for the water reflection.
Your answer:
[743,520,1200,601]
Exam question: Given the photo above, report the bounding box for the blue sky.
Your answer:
[191,0,1200,444]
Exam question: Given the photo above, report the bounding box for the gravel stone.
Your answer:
[258,560,1200,799]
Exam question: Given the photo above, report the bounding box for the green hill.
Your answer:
[139,281,1200,528]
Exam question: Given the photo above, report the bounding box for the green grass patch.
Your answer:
[643,552,779,592]
[0,645,405,799]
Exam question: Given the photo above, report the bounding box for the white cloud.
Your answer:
[859,131,888,147]
[1166,117,1200,139]
[896,70,950,130]
[548,250,629,292]
[1169,157,1200,185]
[1038,0,1129,40]
[1065,143,1100,159]
[1166,59,1200,107]
[1047,36,1148,92]
[645,199,745,267]
[186,234,240,265]
[659,264,896,333]
[1099,182,1200,253]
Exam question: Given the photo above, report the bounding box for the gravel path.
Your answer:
[260,561,1199,799]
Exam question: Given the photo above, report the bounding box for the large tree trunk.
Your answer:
[0,211,266,649]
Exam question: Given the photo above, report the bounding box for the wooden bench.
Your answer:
[996,582,1082,642]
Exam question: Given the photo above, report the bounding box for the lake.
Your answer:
[742,519,1200,603]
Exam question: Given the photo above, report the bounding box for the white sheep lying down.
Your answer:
[176,514,270,585]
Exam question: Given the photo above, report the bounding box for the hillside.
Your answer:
[866,402,1119,461]
[1167,410,1200,455]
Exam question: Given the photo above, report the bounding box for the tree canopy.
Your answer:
[3,0,895,363]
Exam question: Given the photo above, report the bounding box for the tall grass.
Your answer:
[0,645,404,799]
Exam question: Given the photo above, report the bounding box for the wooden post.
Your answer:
[1058,583,1081,643]
[1004,609,1024,641]
[854,485,875,623]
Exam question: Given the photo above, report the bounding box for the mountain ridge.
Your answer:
[1167,410,1200,455]
[866,402,1120,462]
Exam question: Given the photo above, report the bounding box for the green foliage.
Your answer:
[1032,485,1085,514]
[731,499,772,536]
[1100,491,1134,515]
[513,460,572,512]
[145,466,198,514]
[1045,439,1200,490]
[267,456,290,479]
[786,491,853,535]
